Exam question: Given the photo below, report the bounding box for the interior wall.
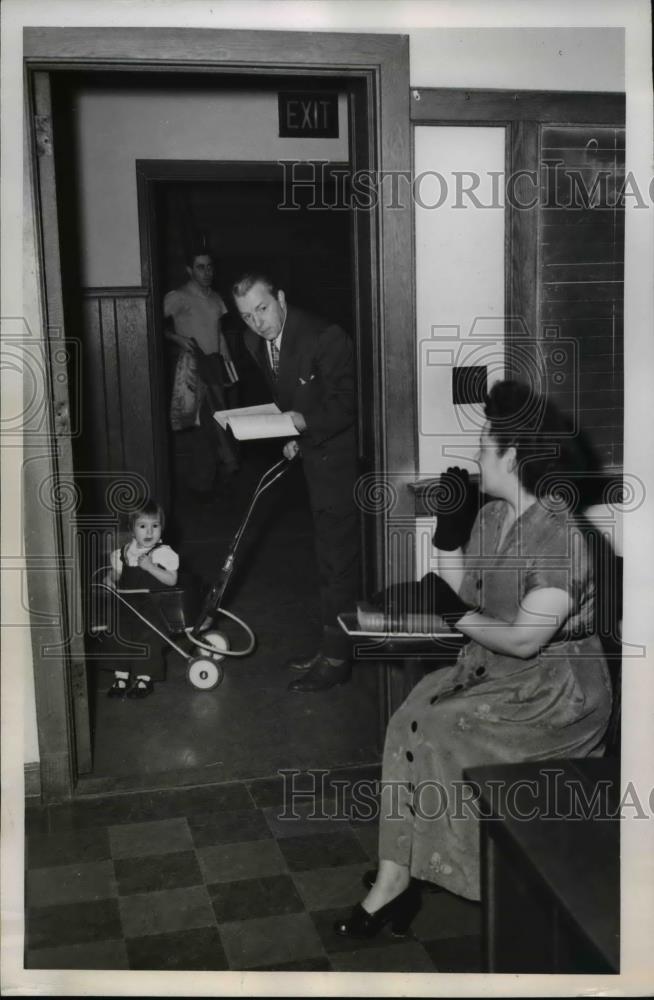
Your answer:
[69,87,349,288]
[408,27,624,91]
[415,125,506,475]
[414,125,506,579]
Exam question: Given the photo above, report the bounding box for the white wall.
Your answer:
[415,125,506,477]
[72,88,349,287]
[414,125,506,579]
[409,27,624,91]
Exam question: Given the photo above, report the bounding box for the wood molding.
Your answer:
[507,119,540,354]
[410,89,625,124]
[80,286,148,298]
[135,159,350,184]
[24,762,42,801]
[23,27,409,66]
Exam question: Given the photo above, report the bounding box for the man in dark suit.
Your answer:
[232,272,359,693]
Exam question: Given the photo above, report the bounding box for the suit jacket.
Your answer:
[243,306,357,512]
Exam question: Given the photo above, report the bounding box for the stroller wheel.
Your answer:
[187,657,224,690]
[200,630,229,655]
[187,630,228,690]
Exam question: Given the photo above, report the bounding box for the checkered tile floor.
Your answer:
[25,767,481,972]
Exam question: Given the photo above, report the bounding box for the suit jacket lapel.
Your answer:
[276,308,300,406]
[245,310,301,406]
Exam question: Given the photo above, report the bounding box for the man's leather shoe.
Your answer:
[286,651,322,672]
[288,656,351,692]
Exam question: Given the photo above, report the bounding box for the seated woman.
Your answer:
[335,379,613,938]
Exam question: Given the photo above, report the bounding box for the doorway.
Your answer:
[24,28,414,802]
[79,164,383,792]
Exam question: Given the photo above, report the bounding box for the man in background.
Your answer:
[164,250,239,498]
[233,271,360,693]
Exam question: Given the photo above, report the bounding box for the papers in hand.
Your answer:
[213,403,299,441]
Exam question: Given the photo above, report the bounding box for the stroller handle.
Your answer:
[190,453,297,637]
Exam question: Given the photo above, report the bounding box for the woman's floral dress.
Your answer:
[378,499,613,900]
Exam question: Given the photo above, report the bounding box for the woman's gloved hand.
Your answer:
[431,466,480,551]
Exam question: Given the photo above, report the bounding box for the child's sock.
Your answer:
[107,670,130,698]
[127,674,154,698]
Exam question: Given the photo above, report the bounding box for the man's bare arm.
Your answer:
[163,313,192,350]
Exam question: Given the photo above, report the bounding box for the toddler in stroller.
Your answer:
[104,499,179,699]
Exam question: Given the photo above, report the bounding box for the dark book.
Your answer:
[357,572,469,633]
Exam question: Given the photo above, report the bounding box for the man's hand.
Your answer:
[286,411,307,433]
[283,440,300,461]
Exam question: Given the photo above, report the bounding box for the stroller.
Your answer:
[92,457,294,690]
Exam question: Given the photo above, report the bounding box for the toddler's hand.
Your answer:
[137,552,154,571]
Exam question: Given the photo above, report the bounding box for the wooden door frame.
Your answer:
[23,28,413,801]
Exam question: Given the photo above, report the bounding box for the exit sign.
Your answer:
[278,91,339,138]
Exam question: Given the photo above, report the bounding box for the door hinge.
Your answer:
[54,400,70,436]
[34,115,53,157]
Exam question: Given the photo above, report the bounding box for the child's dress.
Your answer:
[109,540,180,681]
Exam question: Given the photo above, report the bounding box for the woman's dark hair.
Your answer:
[483,380,600,504]
[129,499,165,532]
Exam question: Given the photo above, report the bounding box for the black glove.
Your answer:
[431,466,480,551]
[370,572,477,630]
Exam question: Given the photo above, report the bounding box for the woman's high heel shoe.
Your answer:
[333,882,421,939]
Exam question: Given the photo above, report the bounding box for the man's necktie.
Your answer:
[270,340,280,378]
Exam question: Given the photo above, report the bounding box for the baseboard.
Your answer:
[24,762,41,801]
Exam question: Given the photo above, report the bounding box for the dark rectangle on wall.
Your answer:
[278,91,339,137]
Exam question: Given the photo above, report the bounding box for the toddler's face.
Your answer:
[132,515,162,549]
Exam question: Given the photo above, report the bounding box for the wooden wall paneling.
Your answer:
[81,296,110,479]
[507,119,540,380]
[98,297,125,472]
[81,290,155,504]
[114,296,156,495]
[537,124,624,468]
